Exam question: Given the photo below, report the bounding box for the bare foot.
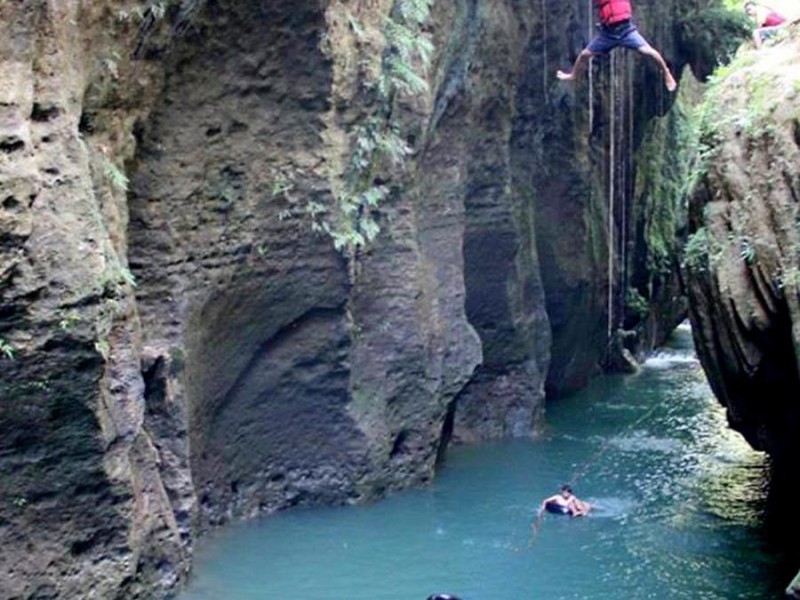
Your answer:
[665,72,677,92]
[556,70,576,81]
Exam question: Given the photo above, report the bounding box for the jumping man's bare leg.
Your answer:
[638,44,677,91]
[556,49,597,82]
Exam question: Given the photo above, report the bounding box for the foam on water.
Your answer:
[609,431,684,454]
[583,496,637,520]
[643,351,699,370]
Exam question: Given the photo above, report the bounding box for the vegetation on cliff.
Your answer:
[317,0,435,257]
[684,27,800,283]
[2,0,787,598]
[681,21,800,594]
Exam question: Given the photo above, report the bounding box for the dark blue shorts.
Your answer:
[757,25,781,41]
[587,20,648,54]
[545,501,571,515]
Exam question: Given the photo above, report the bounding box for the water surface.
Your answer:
[176,325,783,599]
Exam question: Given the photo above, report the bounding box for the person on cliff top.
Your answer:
[744,2,787,48]
[556,0,677,92]
[537,484,592,517]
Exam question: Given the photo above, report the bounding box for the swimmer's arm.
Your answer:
[537,495,559,516]
[571,498,591,516]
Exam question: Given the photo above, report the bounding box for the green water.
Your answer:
[176,325,786,599]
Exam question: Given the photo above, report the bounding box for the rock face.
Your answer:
[443,1,552,443]
[0,2,187,599]
[517,1,698,396]
[128,0,486,526]
[0,0,724,598]
[684,34,800,469]
[683,29,800,592]
[524,1,748,396]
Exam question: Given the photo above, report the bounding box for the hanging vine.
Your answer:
[315,0,435,256]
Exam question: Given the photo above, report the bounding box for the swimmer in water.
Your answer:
[537,484,592,517]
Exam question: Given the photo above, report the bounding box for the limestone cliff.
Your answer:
[682,27,800,592]
[685,30,800,464]
[0,2,186,598]
[0,0,733,598]
[0,1,508,596]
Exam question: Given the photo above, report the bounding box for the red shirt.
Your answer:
[595,0,633,26]
[763,11,786,27]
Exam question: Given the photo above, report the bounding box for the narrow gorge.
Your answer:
[1,0,797,598]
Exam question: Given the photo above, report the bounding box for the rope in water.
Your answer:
[523,400,663,550]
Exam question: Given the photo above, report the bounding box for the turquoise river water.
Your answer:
[175,325,788,599]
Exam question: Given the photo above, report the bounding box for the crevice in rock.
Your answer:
[78,111,95,135]
[30,102,59,122]
[2,195,20,210]
[436,400,457,466]
[0,139,24,154]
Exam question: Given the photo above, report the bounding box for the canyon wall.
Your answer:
[0,0,731,597]
[682,28,800,594]
[685,29,800,466]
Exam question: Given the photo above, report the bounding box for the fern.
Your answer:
[360,216,381,242]
[104,160,129,192]
[384,19,433,67]
[318,0,435,257]
[682,228,712,273]
[386,57,429,95]
[95,339,111,362]
[119,267,137,288]
[362,186,389,207]
[0,338,14,360]
[396,0,433,25]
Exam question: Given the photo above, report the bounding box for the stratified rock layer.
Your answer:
[683,29,800,594]
[0,0,722,598]
[0,2,186,599]
[685,34,800,461]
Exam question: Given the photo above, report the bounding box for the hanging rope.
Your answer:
[525,55,653,551]
[567,401,661,489]
[615,53,631,330]
[621,53,633,327]
[542,0,549,105]
[607,53,617,347]
[587,0,594,133]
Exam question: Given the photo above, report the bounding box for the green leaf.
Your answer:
[0,339,15,360]
[104,160,129,192]
[361,218,381,242]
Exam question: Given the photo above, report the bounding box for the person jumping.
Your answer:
[556,0,677,92]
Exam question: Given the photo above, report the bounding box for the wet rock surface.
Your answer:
[685,33,800,462]
[683,30,800,589]
[0,0,723,597]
